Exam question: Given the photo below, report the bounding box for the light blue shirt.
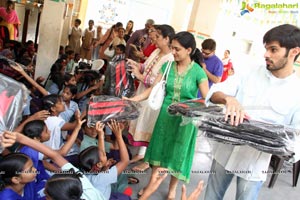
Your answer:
[86,166,118,199]
[59,100,79,122]
[61,163,106,200]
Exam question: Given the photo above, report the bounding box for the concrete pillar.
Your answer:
[61,0,75,46]
[188,0,222,48]
[170,0,192,32]
[193,0,222,36]
[35,0,65,80]
[78,0,88,30]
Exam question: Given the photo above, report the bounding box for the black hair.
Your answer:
[263,24,300,61]
[59,54,68,61]
[82,70,99,85]
[225,49,230,54]
[0,153,30,190]
[50,62,62,74]
[64,73,75,83]
[7,0,14,7]
[115,22,123,28]
[88,19,94,24]
[18,57,32,66]
[66,49,75,56]
[172,31,204,66]
[45,168,83,200]
[201,38,216,51]
[78,146,99,172]
[126,20,134,34]
[193,48,205,66]
[23,120,46,139]
[42,94,61,112]
[51,72,65,92]
[116,44,126,53]
[155,24,175,45]
[75,19,81,25]
[64,84,78,95]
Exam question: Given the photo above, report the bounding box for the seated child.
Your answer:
[79,120,131,200]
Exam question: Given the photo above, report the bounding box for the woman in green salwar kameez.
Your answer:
[125,31,209,199]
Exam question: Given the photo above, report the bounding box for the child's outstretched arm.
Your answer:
[58,111,86,156]
[13,131,68,168]
[14,110,50,132]
[95,121,106,164]
[11,63,49,96]
[107,120,129,175]
[61,110,83,131]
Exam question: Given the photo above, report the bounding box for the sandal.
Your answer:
[129,154,144,164]
[131,162,150,172]
[128,176,140,184]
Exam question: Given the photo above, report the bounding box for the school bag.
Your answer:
[103,59,135,98]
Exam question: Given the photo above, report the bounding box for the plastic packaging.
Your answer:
[167,98,298,156]
[0,56,26,80]
[87,95,139,127]
[103,60,135,98]
[167,98,223,117]
[198,113,297,156]
[0,73,29,134]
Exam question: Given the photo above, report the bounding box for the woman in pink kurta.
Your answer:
[0,1,20,40]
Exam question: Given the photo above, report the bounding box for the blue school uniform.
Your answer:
[0,181,36,200]
[19,146,49,200]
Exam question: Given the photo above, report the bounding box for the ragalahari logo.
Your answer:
[240,1,254,16]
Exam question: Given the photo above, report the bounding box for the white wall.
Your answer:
[84,0,175,32]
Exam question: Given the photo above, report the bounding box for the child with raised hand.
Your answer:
[60,84,79,123]
[59,84,82,166]
[79,120,131,200]
[80,120,112,154]
[8,131,106,200]
[42,94,81,150]
[19,115,84,170]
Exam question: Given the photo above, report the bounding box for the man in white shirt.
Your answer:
[204,24,300,200]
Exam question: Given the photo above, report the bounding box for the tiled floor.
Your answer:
[126,133,300,200]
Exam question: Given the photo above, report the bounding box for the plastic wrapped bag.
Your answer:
[0,56,26,80]
[167,98,298,156]
[103,60,135,98]
[0,74,29,134]
[87,95,139,127]
[168,98,223,117]
[198,112,298,156]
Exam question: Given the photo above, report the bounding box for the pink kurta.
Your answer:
[0,7,20,40]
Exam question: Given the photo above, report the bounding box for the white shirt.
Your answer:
[83,27,97,39]
[205,66,300,181]
[44,116,65,150]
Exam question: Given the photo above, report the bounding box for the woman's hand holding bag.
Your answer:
[148,61,172,110]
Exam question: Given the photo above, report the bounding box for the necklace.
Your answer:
[172,61,194,102]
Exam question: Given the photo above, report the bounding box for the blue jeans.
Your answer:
[204,159,264,200]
